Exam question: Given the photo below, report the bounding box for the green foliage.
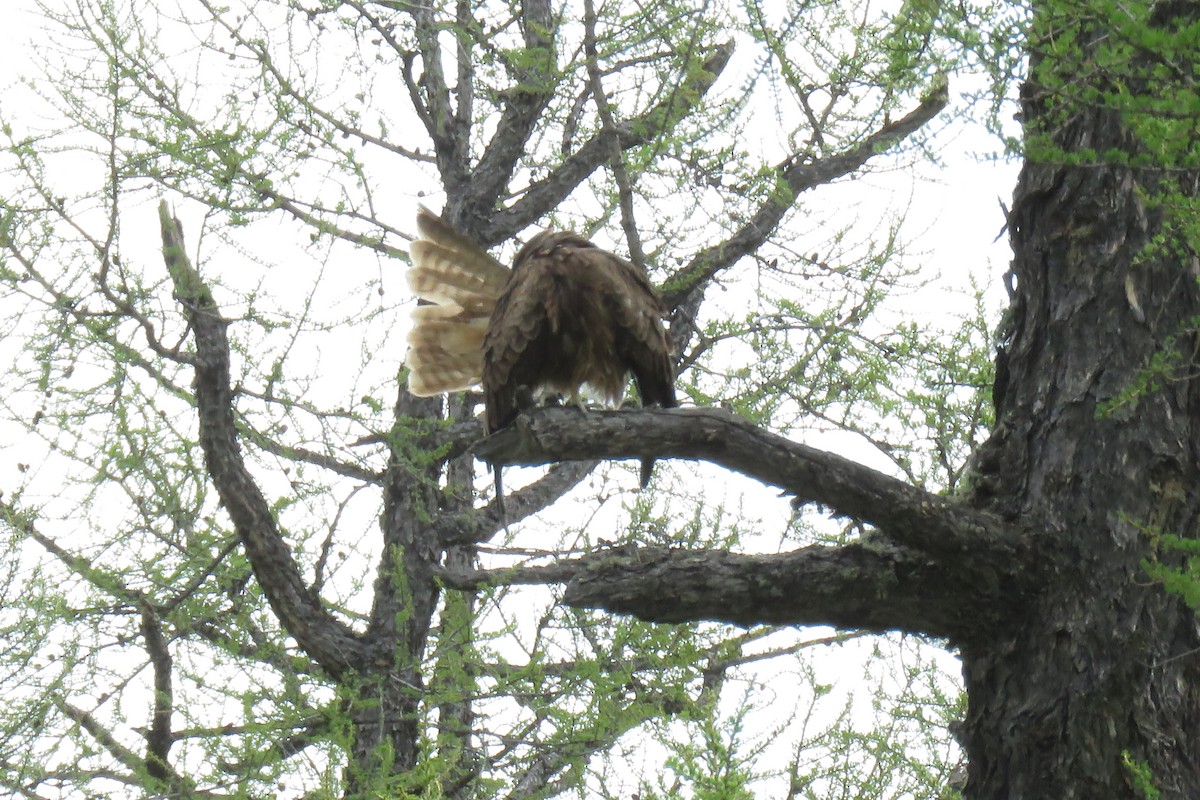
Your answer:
[1142,530,1200,611]
[688,269,995,493]
[0,0,1006,796]
[659,696,760,800]
[1122,751,1162,800]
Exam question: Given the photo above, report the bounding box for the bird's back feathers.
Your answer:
[481,229,677,466]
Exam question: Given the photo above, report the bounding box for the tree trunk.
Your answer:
[961,2,1200,796]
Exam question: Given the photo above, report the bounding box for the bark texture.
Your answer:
[160,204,367,680]
[958,4,1200,796]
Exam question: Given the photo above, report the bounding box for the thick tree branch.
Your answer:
[353,417,600,542]
[452,396,1034,676]
[346,386,445,780]
[407,1,470,189]
[454,0,476,140]
[158,202,365,679]
[560,542,1001,640]
[475,406,1024,559]
[140,603,173,783]
[459,0,556,232]
[444,540,1008,641]
[481,41,736,246]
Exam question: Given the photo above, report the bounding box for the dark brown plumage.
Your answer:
[483,231,676,422]
[406,208,677,489]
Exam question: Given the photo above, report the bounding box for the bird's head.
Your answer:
[513,229,598,269]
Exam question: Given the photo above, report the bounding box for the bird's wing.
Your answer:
[578,248,677,409]
[481,255,556,431]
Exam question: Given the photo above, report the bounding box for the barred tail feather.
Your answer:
[408,246,506,310]
[407,318,488,355]
[406,356,480,396]
[405,305,488,394]
[413,206,508,294]
[404,207,510,397]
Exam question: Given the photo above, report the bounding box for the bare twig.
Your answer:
[583,0,644,268]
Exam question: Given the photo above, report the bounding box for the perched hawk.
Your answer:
[405,206,677,487]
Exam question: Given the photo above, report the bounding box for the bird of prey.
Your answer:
[405,206,677,489]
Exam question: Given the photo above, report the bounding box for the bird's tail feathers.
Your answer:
[409,306,490,349]
[405,348,480,396]
[411,206,509,298]
[408,245,507,309]
[405,207,511,397]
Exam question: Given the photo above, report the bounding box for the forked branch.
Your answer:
[158,202,365,678]
[663,79,950,309]
[465,405,1030,641]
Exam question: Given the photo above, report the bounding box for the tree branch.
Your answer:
[437,460,600,545]
[475,406,1024,560]
[3,499,144,604]
[139,603,173,783]
[481,41,736,246]
[583,0,644,269]
[199,0,434,164]
[214,715,328,775]
[459,0,557,233]
[56,699,194,796]
[158,202,365,678]
[407,0,470,189]
[457,401,1035,639]
[241,423,381,483]
[662,78,950,309]
[441,536,1017,643]
[560,542,1000,640]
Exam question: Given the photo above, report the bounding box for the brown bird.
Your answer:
[406,207,677,489]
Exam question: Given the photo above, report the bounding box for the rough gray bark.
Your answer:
[956,4,1200,795]
[159,204,367,680]
[442,539,1003,638]
[462,406,1029,642]
[960,177,1200,792]
[475,406,1022,558]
